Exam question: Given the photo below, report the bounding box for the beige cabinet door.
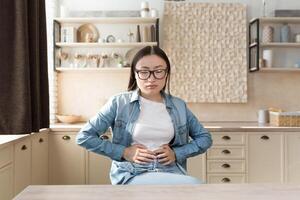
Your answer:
[31,132,48,185]
[285,133,300,183]
[86,151,111,184]
[187,153,206,183]
[0,164,14,200]
[0,143,14,200]
[14,137,31,195]
[248,133,284,183]
[49,132,85,184]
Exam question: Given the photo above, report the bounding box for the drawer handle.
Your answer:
[62,135,71,140]
[222,135,231,140]
[39,138,44,143]
[221,177,231,183]
[221,163,231,168]
[260,135,269,140]
[222,149,231,154]
[21,145,27,150]
[100,135,109,140]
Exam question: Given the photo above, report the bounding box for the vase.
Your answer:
[280,24,290,42]
[262,25,274,43]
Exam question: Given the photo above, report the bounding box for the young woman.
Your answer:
[76,46,212,185]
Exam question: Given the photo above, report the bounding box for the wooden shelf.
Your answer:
[250,17,300,24]
[56,67,131,72]
[260,43,300,48]
[259,67,300,72]
[55,42,157,48]
[54,17,158,24]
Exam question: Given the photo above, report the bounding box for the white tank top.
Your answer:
[132,96,175,151]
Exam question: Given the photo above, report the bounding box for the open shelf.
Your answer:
[260,43,300,48]
[56,67,131,72]
[250,17,300,24]
[55,42,157,48]
[54,17,158,24]
[259,67,300,72]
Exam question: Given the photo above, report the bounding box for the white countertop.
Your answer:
[14,184,300,200]
[0,129,49,145]
[50,121,300,132]
[0,134,29,145]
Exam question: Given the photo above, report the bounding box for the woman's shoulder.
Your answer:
[165,93,187,108]
[109,91,136,103]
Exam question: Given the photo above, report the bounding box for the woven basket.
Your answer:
[269,111,300,127]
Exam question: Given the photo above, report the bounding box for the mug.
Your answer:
[295,34,300,43]
[258,109,269,124]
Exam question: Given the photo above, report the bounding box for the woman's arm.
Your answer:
[76,96,126,161]
[172,107,212,164]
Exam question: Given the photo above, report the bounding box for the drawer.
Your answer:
[207,146,245,159]
[212,133,245,145]
[207,174,246,184]
[207,160,245,173]
[0,144,13,168]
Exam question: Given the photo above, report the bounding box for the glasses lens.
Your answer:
[154,69,166,79]
[137,71,150,80]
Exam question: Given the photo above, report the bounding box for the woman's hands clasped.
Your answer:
[122,144,176,165]
[154,144,176,165]
[122,144,156,164]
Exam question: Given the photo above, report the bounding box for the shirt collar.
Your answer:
[130,89,172,109]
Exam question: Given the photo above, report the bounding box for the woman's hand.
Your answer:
[122,144,156,164]
[154,144,176,165]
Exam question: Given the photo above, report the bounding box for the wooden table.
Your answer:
[14,184,300,200]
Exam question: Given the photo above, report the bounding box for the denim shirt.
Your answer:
[76,89,212,184]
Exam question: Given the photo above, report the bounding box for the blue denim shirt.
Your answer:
[76,90,212,184]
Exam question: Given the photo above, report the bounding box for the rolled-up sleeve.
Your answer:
[173,107,212,164]
[76,96,126,161]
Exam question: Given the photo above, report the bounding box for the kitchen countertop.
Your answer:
[50,121,300,132]
[14,184,300,200]
[0,134,29,145]
[0,129,49,145]
[2,122,299,146]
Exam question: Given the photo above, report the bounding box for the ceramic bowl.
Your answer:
[56,114,81,124]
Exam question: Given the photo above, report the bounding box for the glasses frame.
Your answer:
[135,69,168,80]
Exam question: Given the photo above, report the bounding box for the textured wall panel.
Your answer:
[163,2,247,103]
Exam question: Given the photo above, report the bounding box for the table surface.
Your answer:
[14,184,300,200]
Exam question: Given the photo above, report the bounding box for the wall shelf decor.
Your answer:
[53,17,159,71]
[249,17,300,72]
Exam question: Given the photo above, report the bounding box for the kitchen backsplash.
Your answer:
[57,70,300,122]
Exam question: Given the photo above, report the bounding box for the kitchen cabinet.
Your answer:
[0,144,14,200]
[86,151,111,184]
[247,132,284,183]
[249,17,300,72]
[49,132,85,184]
[187,153,206,182]
[14,137,31,195]
[285,132,300,183]
[207,132,247,184]
[31,132,49,185]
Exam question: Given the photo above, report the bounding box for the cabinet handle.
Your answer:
[21,145,27,150]
[222,149,231,154]
[222,135,231,140]
[260,135,269,140]
[100,135,109,140]
[221,163,231,168]
[62,135,71,140]
[39,138,44,143]
[221,177,231,183]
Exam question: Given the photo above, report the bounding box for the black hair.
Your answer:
[127,46,171,93]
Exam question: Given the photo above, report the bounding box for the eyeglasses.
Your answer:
[135,69,168,80]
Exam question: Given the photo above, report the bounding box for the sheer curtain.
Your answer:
[0,0,49,134]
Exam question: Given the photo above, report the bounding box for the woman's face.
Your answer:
[135,55,168,97]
